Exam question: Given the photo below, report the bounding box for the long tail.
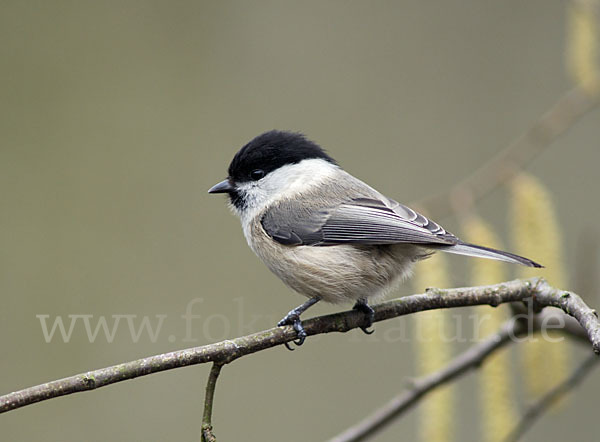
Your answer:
[434,241,543,268]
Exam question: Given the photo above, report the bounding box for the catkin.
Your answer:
[413,253,454,442]
[510,173,569,402]
[567,0,600,96]
[462,215,518,442]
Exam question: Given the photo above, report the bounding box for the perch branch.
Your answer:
[1,278,598,415]
[504,353,599,442]
[329,319,526,442]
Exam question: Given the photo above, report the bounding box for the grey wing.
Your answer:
[261,196,459,246]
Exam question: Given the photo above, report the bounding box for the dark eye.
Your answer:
[250,169,265,181]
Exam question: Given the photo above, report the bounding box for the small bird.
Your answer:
[209,130,542,348]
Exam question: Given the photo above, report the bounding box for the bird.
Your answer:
[208,130,542,349]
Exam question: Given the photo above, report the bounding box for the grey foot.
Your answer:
[353,300,375,335]
[277,297,320,350]
[278,313,307,350]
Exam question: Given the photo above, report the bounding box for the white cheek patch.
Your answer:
[235,158,338,227]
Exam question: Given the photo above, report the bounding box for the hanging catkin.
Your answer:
[567,0,600,96]
[413,253,454,442]
[462,215,518,442]
[510,173,569,402]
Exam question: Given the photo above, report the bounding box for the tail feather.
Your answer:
[436,241,543,268]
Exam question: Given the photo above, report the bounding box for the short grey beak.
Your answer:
[208,179,234,194]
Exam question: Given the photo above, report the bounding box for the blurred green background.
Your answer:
[1,1,599,441]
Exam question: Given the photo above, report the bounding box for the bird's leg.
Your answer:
[278,297,321,350]
[353,299,375,335]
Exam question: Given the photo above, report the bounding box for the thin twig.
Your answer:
[0,278,598,415]
[416,87,599,218]
[201,363,223,442]
[330,319,526,442]
[504,353,599,442]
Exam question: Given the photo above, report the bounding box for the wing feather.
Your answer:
[261,195,458,247]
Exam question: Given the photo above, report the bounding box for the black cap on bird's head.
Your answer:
[208,130,336,196]
[228,130,336,183]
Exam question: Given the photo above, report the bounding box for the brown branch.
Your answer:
[329,319,526,442]
[0,278,598,416]
[415,87,599,218]
[201,363,223,442]
[504,353,599,442]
